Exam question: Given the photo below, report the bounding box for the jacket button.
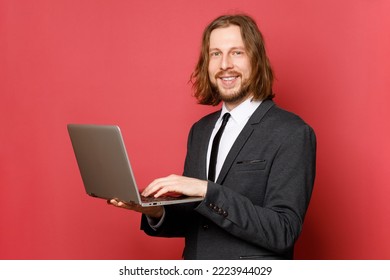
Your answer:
[218,209,224,215]
[208,203,214,208]
[222,211,228,217]
[202,224,209,230]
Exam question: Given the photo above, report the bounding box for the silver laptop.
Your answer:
[67,124,203,206]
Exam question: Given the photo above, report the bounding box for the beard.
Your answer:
[210,75,251,104]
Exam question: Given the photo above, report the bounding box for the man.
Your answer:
[109,14,316,260]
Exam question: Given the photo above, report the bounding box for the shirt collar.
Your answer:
[221,97,262,125]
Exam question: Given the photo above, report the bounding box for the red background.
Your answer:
[1,0,389,259]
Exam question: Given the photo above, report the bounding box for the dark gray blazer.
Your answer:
[141,100,316,259]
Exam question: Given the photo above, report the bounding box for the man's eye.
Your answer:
[210,52,221,57]
[232,51,243,55]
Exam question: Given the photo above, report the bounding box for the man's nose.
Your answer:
[220,54,233,70]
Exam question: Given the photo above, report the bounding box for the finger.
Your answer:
[111,199,137,210]
[150,181,182,197]
[141,179,159,196]
[142,178,170,196]
[107,198,120,206]
[153,186,175,198]
[146,175,183,195]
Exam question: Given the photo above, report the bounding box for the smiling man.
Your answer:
[109,14,317,260]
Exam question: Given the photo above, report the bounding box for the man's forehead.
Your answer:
[209,25,244,48]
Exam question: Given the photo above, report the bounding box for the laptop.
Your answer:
[67,124,203,207]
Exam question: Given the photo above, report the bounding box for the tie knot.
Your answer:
[222,113,231,124]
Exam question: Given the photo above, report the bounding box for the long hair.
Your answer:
[191,14,274,105]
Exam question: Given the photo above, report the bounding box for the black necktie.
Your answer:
[208,113,231,182]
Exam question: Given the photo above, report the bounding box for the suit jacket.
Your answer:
[141,100,316,259]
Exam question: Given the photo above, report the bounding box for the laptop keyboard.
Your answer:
[140,195,183,203]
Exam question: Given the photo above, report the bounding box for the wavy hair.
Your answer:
[191,14,274,105]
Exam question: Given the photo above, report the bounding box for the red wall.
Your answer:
[1,0,389,259]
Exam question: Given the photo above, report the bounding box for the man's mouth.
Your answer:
[217,73,240,88]
[216,71,241,82]
[220,76,238,81]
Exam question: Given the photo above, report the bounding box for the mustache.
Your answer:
[214,70,241,79]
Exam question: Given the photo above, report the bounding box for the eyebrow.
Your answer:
[209,46,246,52]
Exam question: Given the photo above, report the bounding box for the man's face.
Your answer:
[208,25,252,107]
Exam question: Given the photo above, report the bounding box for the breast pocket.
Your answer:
[235,159,267,172]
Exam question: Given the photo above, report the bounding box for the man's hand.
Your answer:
[142,174,208,198]
[107,175,207,218]
[107,199,164,219]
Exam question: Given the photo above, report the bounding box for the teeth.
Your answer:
[221,77,236,81]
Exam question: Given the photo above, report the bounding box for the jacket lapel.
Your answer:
[216,100,275,184]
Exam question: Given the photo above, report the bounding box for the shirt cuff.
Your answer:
[145,207,166,231]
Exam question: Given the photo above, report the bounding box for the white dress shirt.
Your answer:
[207,97,262,181]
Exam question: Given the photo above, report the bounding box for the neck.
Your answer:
[224,95,254,111]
